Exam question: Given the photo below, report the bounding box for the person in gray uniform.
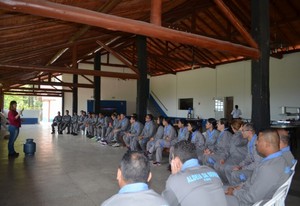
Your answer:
[203,118,233,166]
[101,150,168,206]
[203,118,220,152]
[138,114,156,151]
[58,110,71,134]
[70,111,79,135]
[77,110,87,133]
[168,119,189,165]
[187,121,205,163]
[147,116,164,158]
[123,114,144,151]
[277,128,296,168]
[213,119,248,183]
[100,113,119,145]
[226,123,262,186]
[51,111,62,134]
[226,129,291,206]
[150,117,177,166]
[111,113,130,147]
[162,140,227,206]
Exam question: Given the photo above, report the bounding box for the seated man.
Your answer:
[51,111,62,134]
[225,129,291,206]
[101,150,168,206]
[162,140,227,206]
[138,114,156,151]
[277,128,296,168]
[58,110,71,134]
[226,123,262,186]
[70,111,79,135]
[123,114,144,151]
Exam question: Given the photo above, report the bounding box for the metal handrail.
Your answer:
[150,90,168,111]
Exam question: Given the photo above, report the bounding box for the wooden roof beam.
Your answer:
[0,63,139,79]
[151,0,162,26]
[0,0,260,59]
[214,0,258,49]
[96,40,140,75]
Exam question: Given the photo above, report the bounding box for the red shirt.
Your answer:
[8,110,21,128]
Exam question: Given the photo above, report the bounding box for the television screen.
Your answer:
[179,98,193,110]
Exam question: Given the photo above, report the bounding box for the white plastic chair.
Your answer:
[291,160,297,171]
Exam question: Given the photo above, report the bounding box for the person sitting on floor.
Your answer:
[101,150,168,206]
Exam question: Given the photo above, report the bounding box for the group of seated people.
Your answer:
[98,114,296,206]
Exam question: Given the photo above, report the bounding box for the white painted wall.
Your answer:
[150,52,300,120]
[62,55,137,115]
[60,52,299,121]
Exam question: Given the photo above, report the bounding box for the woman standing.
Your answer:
[8,100,23,157]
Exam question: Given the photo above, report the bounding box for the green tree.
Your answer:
[4,95,42,110]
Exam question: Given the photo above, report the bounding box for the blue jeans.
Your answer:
[8,125,20,154]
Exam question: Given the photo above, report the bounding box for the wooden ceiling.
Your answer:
[0,0,299,97]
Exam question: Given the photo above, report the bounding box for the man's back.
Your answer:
[102,188,168,206]
[162,163,227,206]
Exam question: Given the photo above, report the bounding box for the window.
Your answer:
[214,99,224,112]
[179,98,193,110]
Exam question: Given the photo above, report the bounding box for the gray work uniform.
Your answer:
[150,124,176,163]
[147,125,163,152]
[105,118,119,142]
[59,114,71,133]
[203,129,220,151]
[102,183,168,206]
[51,115,62,132]
[214,131,248,183]
[226,151,291,206]
[123,121,144,151]
[162,159,227,206]
[203,130,232,166]
[78,114,87,132]
[169,127,190,163]
[281,146,296,168]
[189,130,205,161]
[71,114,79,133]
[227,134,263,186]
[113,117,130,143]
[139,120,156,151]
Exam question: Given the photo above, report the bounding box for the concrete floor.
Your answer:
[0,124,299,206]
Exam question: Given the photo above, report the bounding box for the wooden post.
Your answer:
[94,52,101,114]
[72,45,78,114]
[251,0,270,131]
[136,36,148,123]
[151,0,162,26]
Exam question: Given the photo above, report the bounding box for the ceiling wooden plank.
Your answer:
[0,63,139,79]
[0,0,260,59]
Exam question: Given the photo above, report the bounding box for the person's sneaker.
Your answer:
[100,141,108,146]
[111,139,117,143]
[112,143,120,147]
[51,131,55,134]
[67,132,70,134]
[152,162,161,166]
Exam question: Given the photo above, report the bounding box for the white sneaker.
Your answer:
[100,141,107,146]
[112,143,120,147]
